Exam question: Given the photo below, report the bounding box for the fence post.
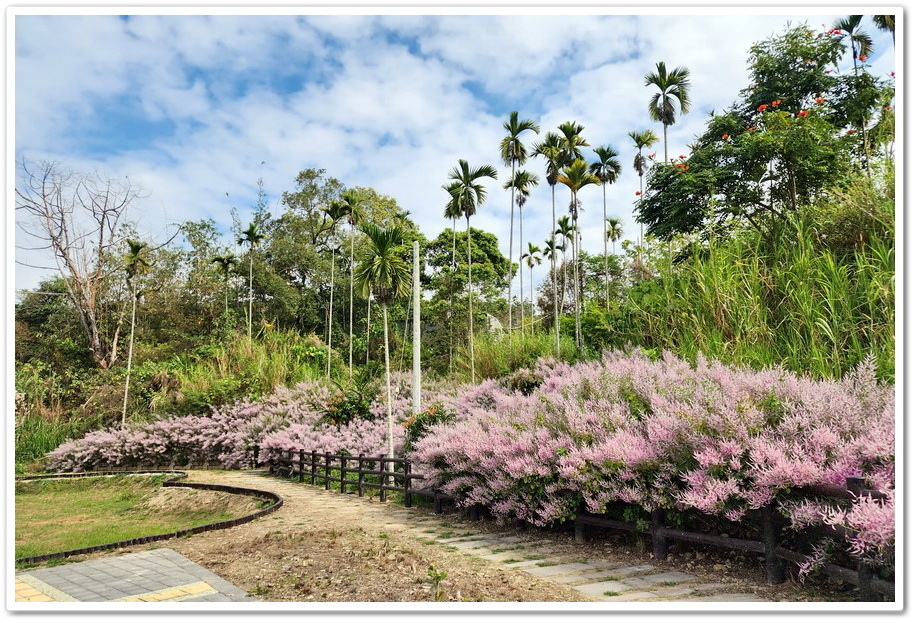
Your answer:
[324,453,331,490]
[651,508,668,561]
[298,450,305,483]
[574,500,586,543]
[858,563,880,601]
[761,503,786,584]
[469,504,481,521]
[310,451,317,485]
[286,449,293,477]
[404,460,412,508]
[340,456,347,494]
[357,454,365,497]
[268,449,275,474]
[379,458,387,502]
[434,493,444,514]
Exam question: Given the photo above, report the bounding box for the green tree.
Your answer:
[590,146,622,309]
[321,199,352,378]
[555,215,575,315]
[500,112,540,333]
[210,253,239,315]
[833,15,874,75]
[447,159,498,383]
[354,224,411,461]
[628,129,659,247]
[237,221,265,343]
[531,131,566,355]
[503,169,539,332]
[606,217,624,256]
[338,190,365,377]
[556,160,598,350]
[521,242,542,330]
[872,15,895,43]
[442,181,464,375]
[645,61,691,163]
[120,239,151,425]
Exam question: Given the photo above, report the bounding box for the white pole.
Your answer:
[412,240,421,415]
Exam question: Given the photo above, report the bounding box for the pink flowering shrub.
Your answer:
[411,350,895,568]
[46,379,400,471]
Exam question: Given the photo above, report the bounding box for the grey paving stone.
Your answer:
[601,591,659,602]
[436,533,504,543]
[651,583,728,599]
[620,570,697,590]
[523,562,601,577]
[681,593,766,602]
[571,580,631,596]
[595,564,656,578]
[547,569,631,585]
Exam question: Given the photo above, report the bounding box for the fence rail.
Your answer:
[252,447,892,602]
[254,447,454,513]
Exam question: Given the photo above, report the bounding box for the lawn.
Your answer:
[15,474,257,561]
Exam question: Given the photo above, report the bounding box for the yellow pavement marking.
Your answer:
[15,575,78,602]
[113,581,216,602]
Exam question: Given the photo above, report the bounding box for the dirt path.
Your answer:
[64,469,855,603]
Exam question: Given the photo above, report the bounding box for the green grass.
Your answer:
[603,591,621,597]
[14,475,253,561]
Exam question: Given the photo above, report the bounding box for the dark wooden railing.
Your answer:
[253,447,454,513]
[250,448,892,602]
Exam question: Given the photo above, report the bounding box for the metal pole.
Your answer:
[412,240,421,416]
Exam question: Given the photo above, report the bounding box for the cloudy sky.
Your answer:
[12,6,897,295]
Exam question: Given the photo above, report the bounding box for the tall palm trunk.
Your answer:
[663,124,668,163]
[519,204,524,334]
[382,303,394,466]
[326,248,336,378]
[602,183,609,311]
[550,186,559,356]
[121,284,138,426]
[366,295,371,365]
[570,191,581,351]
[348,230,355,377]
[448,219,457,375]
[247,253,254,343]
[529,260,536,326]
[506,158,516,334]
[467,216,475,383]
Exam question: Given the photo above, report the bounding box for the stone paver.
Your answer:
[523,562,605,577]
[14,548,256,604]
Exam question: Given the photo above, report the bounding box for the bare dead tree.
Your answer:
[16,159,146,369]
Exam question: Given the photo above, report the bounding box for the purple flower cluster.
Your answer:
[47,379,400,471]
[410,350,895,564]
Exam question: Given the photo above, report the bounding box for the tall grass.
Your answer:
[609,211,894,380]
[147,329,334,416]
[15,415,95,472]
[461,331,580,381]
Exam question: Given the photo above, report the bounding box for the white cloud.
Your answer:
[13,10,898,298]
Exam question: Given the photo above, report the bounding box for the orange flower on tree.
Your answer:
[678,155,686,159]
[721,133,730,140]
[815,97,825,105]
[771,99,782,107]
[797,110,809,118]
[757,104,768,112]
[747,126,757,132]
[635,191,642,196]
[846,129,856,134]
[858,55,867,62]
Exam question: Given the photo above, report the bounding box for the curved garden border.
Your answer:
[15,470,283,565]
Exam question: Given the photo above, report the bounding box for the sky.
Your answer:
[11,5,898,297]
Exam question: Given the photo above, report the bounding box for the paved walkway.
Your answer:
[15,548,256,603]
[14,470,774,603]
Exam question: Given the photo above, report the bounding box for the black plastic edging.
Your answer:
[15,471,283,565]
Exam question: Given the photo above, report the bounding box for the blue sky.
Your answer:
[13,7,898,294]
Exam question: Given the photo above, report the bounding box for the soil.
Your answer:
[48,470,860,604]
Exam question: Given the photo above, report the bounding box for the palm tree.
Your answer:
[447,159,498,383]
[557,159,599,351]
[590,146,622,310]
[555,215,575,317]
[532,131,565,355]
[500,112,540,333]
[210,253,238,315]
[606,217,623,256]
[321,200,351,378]
[645,61,691,163]
[237,221,265,343]
[521,242,542,330]
[628,130,659,247]
[121,239,151,426]
[503,169,539,333]
[542,236,561,331]
[833,15,874,75]
[354,223,411,462]
[339,190,365,378]
[443,181,464,375]
[557,121,588,165]
[872,15,895,43]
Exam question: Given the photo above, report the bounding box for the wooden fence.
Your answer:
[252,447,892,602]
